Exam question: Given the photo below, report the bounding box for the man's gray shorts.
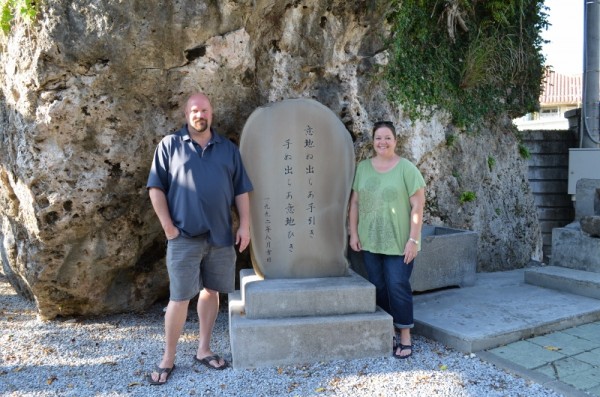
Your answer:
[166,234,236,301]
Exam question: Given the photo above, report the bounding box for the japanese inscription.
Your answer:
[280,125,319,254]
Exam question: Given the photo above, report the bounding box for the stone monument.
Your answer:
[238,98,353,278]
[228,99,392,369]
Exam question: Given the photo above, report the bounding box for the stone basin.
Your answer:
[349,225,478,292]
[411,225,478,292]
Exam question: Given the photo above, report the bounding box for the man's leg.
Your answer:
[151,300,189,383]
[195,288,226,367]
[194,244,235,368]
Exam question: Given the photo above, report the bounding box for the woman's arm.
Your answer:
[403,187,425,263]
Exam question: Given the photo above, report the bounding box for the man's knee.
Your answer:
[168,300,191,310]
[201,288,219,296]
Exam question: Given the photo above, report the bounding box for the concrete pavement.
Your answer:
[413,268,600,397]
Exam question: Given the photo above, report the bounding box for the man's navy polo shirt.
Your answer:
[147,125,253,246]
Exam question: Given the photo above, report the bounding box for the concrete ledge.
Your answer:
[240,268,376,319]
[413,270,600,353]
[550,227,600,272]
[415,311,600,354]
[524,266,600,300]
[229,291,392,369]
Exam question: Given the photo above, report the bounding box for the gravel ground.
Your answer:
[0,271,563,397]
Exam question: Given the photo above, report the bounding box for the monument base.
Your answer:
[228,269,393,369]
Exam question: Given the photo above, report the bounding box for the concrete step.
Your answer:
[524,265,600,300]
[413,270,600,353]
[239,268,375,319]
[229,291,392,369]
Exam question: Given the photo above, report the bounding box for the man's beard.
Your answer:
[194,119,208,132]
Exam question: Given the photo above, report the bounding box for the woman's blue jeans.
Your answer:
[362,251,414,329]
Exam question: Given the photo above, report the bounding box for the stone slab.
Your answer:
[529,330,598,356]
[413,269,600,353]
[565,322,600,343]
[550,226,600,272]
[487,340,567,369]
[560,367,600,391]
[229,291,393,369]
[239,98,355,278]
[525,266,600,300]
[240,268,376,319]
[535,357,594,380]
[575,178,600,220]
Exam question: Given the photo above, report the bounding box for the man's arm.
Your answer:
[148,187,180,240]
[234,192,250,252]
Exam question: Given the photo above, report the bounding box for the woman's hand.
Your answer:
[403,240,418,264]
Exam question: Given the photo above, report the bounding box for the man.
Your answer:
[146,93,252,385]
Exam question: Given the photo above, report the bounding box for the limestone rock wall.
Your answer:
[0,0,541,318]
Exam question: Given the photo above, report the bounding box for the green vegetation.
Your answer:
[459,191,477,204]
[487,156,496,171]
[446,134,457,147]
[518,143,531,159]
[384,0,549,129]
[1,0,38,35]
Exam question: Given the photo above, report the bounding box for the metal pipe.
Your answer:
[581,0,600,147]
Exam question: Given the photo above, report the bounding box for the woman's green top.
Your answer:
[352,157,425,255]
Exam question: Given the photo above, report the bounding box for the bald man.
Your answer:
[146,93,252,384]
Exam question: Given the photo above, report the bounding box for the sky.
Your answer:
[542,0,584,75]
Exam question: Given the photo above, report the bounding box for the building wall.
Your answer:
[522,130,578,262]
[514,105,579,130]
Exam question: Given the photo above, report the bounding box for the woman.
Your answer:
[349,121,426,359]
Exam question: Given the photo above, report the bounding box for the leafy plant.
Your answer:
[518,144,531,159]
[487,156,496,171]
[384,0,549,128]
[1,0,38,35]
[459,191,477,204]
